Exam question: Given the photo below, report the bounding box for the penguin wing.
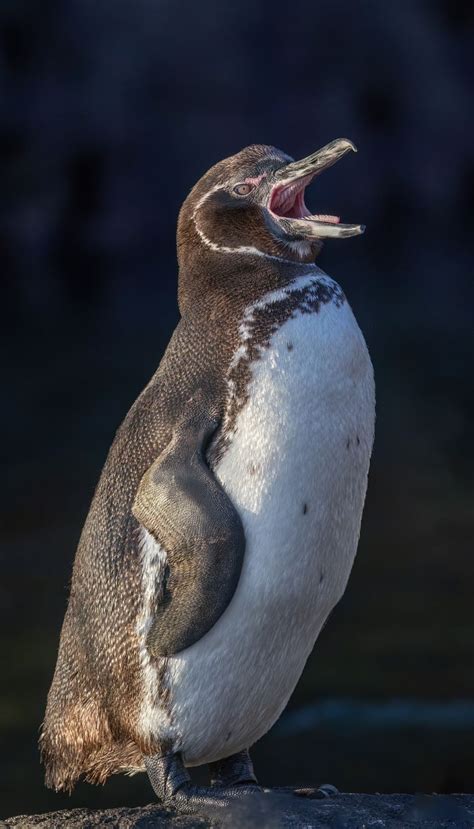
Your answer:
[132,394,245,657]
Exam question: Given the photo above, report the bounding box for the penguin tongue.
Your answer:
[306,214,341,224]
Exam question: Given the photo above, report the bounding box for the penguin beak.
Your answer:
[268,138,365,240]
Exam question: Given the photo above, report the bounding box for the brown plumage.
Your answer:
[40,140,363,792]
[40,145,302,791]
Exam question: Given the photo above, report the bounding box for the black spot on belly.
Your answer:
[302,503,308,515]
[356,435,360,446]
[346,438,351,449]
[319,569,325,585]
[247,463,261,475]
[287,341,294,351]
[225,730,232,742]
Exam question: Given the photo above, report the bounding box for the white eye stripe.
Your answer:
[191,179,316,265]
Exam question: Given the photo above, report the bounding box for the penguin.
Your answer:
[40,138,375,812]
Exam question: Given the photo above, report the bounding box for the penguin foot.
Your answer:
[209,748,259,788]
[165,782,262,814]
[144,751,261,814]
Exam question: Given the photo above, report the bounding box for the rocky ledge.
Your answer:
[3,791,474,829]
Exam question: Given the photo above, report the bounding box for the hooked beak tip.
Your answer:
[340,138,358,154]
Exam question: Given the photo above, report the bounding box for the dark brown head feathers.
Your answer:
[176,144,319,314]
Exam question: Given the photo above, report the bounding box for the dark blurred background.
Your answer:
[1,0,474,819]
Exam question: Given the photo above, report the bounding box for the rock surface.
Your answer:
[3,791,474,829]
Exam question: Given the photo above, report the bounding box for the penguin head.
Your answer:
[177,139,364,271]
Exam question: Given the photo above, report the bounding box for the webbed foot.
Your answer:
[209,748,259,788]
[145,750,261,815]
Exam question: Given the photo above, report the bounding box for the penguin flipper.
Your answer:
[132,396,245,657]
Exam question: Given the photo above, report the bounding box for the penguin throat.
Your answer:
[269,176,340,225]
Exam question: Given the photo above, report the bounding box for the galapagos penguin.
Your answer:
[41,139,375,811]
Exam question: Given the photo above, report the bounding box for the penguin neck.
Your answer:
[177,248,320,319]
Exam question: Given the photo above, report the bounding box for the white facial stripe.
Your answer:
[192,183,227,216]
[192,184,313,266]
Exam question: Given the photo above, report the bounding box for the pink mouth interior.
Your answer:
[269,175,340,224]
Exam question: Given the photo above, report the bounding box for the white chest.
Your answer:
[147,273,375,766]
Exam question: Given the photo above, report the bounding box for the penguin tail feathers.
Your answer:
[39,716,146,792]
[40,665,146,792]
[39,724,83,794]
[40,603,148,791]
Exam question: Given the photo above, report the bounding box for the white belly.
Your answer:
[143,273,375,765]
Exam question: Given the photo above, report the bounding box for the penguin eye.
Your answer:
[233,182,254,196]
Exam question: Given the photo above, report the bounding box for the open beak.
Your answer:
[268,138,364,240]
